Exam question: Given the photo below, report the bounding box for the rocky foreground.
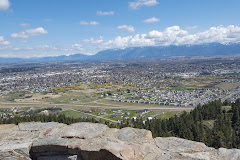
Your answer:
[0,122,240,160]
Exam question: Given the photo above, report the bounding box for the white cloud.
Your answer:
[20,23,30,27]
[102,34,155,50]
[102,25,240,50]
[186,26,198,30]
[0,36,10,45]
[3,25,240,58]
[80,21,88,25]
[82,36,103,44]
[97,11,114,16]
[129,0,158,10]
[102,36,132,49]
[89,21,99,25]
[117,25,135,33]
[11,27,48,39]
[143,17,160,23]
[0,0,9,10]
[80,20,99,25]
[72,44,84,51]
[26,28,48,36]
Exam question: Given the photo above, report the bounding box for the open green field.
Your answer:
[3,92,28,102]
[20,107,32,110]
[0,83,194,120]
[0,82,195,123]
[61,109,183,122]
[61,110,86,118]
[43,92,99,104]
[156,111,179,119]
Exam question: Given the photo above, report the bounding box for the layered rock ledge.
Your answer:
[0,122,240,160]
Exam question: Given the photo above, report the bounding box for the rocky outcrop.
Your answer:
[0,122,239,160]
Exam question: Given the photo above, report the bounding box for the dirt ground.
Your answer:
[215,82,240,90]
[14,93,61,103]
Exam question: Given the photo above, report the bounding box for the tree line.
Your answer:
[1,99,240,149]
[115,99,240,149]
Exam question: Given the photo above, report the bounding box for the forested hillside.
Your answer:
[126,99,240,149]
[1,99,240,149]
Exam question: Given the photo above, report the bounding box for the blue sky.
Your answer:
[0,0,240,57]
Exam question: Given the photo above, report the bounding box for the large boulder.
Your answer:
[59,122,109,139]
[0,122,239,160]
[154,137,211,153]
[18,122,66,131]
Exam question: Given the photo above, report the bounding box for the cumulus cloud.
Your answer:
[129,0,158,10]
[102,34,154,50]
[143,17,160,23]
[80,20,99,25]
[102,36,132,49]
[186,26,198,30]
[97,11,114,16]
[4,25,240,58]
[117,25,135,33]
[72,44,84,51]
[0,36,10,45]
[82,36,103,44]
[0,0,9,10]
[10,27,48,39]
[101,25,240,50]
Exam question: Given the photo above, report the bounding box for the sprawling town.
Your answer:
[0,57,240,122]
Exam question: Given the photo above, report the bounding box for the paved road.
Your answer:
[93,98,194,110]
[220,89,240,103]
[0,102,193,110]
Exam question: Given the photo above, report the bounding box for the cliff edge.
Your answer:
[0,122,239,160]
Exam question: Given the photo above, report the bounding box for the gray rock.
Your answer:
[0,150,31,160]
[18,122,66,131]
[32,137,68,147]
[0,142,32,151]
[59,122,109,139]
[218,148,240,160]
[0,122,240,160]
[115,127,152,144]
[154,137,211,152]
[0,124,19,134]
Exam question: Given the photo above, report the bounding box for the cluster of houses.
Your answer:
[108,88,230,107]
[1,59,240,109]
[108,109,154,120]
[0,107,62,119]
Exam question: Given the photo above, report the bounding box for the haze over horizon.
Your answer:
[0,0,240,58]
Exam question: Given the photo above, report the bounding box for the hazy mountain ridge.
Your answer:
[95,43,240,60]
[1,43,240,64]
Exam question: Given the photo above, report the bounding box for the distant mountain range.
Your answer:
[1,43,240,64]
